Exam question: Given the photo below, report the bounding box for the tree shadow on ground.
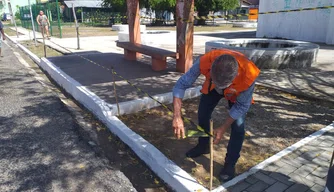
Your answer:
[257,68,334,102]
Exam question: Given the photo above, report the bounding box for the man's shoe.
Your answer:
[185,144,209,158]
[219,165,235,182]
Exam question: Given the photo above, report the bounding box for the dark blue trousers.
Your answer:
[198,89,246,167]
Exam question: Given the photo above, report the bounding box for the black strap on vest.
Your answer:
[208,78,212,93]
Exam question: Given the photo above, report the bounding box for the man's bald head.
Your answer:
[211,54,239,89]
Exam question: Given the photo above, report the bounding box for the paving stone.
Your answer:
[264,182,288,192]
[288,173,315,187]
[276,163,298,175]
[262,163,280,173]
[285,183,310,192]
[320,135,334,143]
[300,150,325,161]
[269,172,294,186]
[227,181,251,192]
[309,184,325,192]
[274,160,291,168]
[312,166,330,178]
[294,157,313,165]
[253,172,276,185]
[283,149,305,159]
[318,146,334,152]
[319,140,334,147]
[280,158,300,168]
[305,173,327,186]
[320,151,333,161]
[309,138,325,145]
[245,175,259,184]
[312,157,332,167]
[246,181,269,192]
[294,164,318,177]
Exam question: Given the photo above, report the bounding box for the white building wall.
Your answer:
[256,0,334,45]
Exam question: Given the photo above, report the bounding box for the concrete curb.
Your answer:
[39,58,208,192]
[5,33,41,63]
[4,33,17,44]
[213,122,334,192]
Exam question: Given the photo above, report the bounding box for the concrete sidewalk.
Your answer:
[226,128,334,192]
[0,38,136,191]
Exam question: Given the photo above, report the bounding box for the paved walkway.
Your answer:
[0,37,136,191]
[226,128,334,192]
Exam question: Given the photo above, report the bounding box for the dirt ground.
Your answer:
[119,86,334,189]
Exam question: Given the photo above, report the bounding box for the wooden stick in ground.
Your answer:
[72,3,80,50]
[42,27,46,57]
[112,68,120,116]
[210,119,214,191]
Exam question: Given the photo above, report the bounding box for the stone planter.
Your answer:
[205,38,320,69]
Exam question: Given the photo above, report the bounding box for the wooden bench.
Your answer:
[116,41,179,71]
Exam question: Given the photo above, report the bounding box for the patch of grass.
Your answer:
[4,28,22,36]
[60,24,254,38]
[61,26,118,38]
[148,24,254,32]
[20,40,63,58]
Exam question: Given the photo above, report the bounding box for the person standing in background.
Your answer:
[36,10,50,39]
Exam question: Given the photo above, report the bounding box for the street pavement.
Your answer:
[0,40,136,191]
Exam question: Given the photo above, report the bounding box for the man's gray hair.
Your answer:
[211,54,239,88]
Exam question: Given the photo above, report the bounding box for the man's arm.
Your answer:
[0,22,5,40]
[214,81,256,144]
[172,58,201,139]
[1,28,5,40]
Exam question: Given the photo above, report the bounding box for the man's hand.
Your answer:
[3,35,6,40]
[213,127,227,144]
[213,115,235,144]
[173,117,185,139]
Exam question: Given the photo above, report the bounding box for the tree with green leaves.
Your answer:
[148,0,176,25]
[195,0,239,25]
[101,0,239,25]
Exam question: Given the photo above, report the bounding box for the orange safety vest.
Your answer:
[199,49,260,103]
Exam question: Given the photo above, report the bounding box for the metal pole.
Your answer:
[28,0,37,45]
[72,3,80,49]
[56,0,62,38]
[8,2,19,38]
[42,27,46,57]
[112,68,120,116]
[81,9,84,23]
